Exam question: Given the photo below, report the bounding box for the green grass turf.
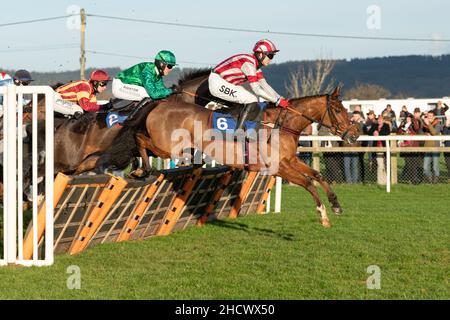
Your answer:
[0,184,449,299]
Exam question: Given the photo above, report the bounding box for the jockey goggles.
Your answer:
[157,55,175,70]
[96,81,108,87]
[265,52,276,60]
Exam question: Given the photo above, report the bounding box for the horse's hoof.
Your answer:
[320,218,331,228]
[332,207,343,215]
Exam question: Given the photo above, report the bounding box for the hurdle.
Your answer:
[117,173,165,242]
[256,176,276,214]
[197,170,234,226]
[22,173,70,260]
[17,166,276,259]
[229,172,258,219]
[157,168,203,236]
[69,175,128,254]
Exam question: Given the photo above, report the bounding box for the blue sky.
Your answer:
[1,0,449,71]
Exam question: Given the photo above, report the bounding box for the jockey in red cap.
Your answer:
[54,69,112,117]
[208,39,289,131]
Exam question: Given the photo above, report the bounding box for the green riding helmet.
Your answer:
[155,50,177,65]
[154,50,177,75]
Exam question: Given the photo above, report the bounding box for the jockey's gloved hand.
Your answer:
[170,84,182,94]
[277,97,289,109]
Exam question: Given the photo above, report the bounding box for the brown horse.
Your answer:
[134,86,360,227]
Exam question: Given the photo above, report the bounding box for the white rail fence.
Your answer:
[297,135,450,192]
[0,85,54,267]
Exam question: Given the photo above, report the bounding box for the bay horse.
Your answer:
[134,85,360,227]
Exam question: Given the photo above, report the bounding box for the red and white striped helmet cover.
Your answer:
[252,39,279,53]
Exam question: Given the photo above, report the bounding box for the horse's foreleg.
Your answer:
[292,158,342,215]
[278,161,331,228]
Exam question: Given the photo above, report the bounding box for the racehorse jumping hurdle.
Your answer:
[21,166,276,259]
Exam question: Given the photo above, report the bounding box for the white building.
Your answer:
[343,97,450,119]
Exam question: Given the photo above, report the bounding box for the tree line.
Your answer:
[2,54,449,99]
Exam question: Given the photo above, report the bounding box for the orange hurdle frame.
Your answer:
[69,175,128,254]
[228,171,258,219]
[157,168,202,236]
[197,171,233,226]
[22,173,71,260]
[256,176,276,214]
[117,174,165,242]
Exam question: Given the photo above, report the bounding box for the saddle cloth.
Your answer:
[105,99,137,128]
[211,111,257,133]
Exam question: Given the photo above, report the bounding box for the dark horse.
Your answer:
[132,73,360,227]
[0,88,155,205]
[40,101,154,175]
[6,93,154,191]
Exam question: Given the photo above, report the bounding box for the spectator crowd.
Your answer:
[298,102,450,185]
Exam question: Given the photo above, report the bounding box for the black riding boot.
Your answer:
[235,106,251,132]
[127,97,152,121]
[235,102,259,131]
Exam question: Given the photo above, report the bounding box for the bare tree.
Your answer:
[343,83,391,100]
[285,52,336,98]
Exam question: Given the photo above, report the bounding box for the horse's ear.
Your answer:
[331,85,342,98]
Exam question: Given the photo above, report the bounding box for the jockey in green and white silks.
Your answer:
[112,50,179,101]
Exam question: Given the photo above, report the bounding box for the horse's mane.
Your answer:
[178,68,211,86]
[265,94,328,110]
[289,94,328,103]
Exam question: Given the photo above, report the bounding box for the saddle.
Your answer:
[104,98,147,128]
[108,98,137,113]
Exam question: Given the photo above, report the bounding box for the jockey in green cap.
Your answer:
[112,50,181,101]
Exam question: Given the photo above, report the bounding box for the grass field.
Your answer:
[0,184,449,300]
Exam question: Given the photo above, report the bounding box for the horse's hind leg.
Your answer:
[278,162,331,228]
[291,158,343,215]
[129,133,154,178]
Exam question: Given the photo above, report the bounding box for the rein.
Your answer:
[181,90,215,105]
[280,95,348,138]
[278,95,332,137]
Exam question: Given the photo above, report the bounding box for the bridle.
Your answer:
[281,94,351,140]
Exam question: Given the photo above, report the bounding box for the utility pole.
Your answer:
[80,8,86,80]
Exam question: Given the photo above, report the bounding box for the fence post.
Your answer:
[274,176,282,213]
[390,140,397,185]
[312,140,320,172]
[386,140,391,193]
[4,85,17,264]
[266,191,271,213]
